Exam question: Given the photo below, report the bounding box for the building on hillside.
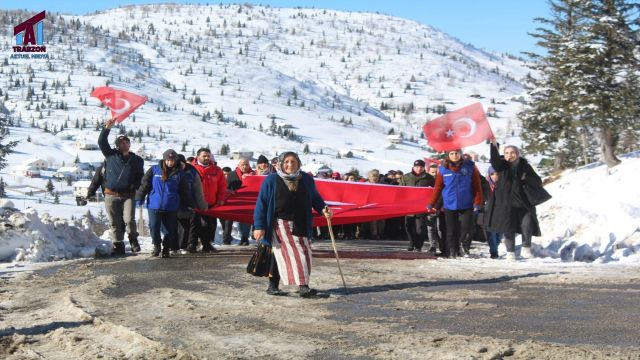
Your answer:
[11,165,41,178]
[301,163,332,177]
[22,158,47,170]
[386,135,403,144]
[53,166,88,181]
[75,138,100,150]
[230,149,254,160]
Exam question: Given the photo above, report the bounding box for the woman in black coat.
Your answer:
[485,139,542,261]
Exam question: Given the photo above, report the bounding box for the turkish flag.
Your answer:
[202,176,433,226]
[91,86,147,123]
[422,103,494,152]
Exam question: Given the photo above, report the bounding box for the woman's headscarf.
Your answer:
[277,151,302,191]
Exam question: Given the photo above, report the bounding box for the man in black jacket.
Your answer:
[400,160,435,252]
[98,119,145,255]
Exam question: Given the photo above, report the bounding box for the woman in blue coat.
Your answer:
[253,151,332,297]
[136,149,192,258]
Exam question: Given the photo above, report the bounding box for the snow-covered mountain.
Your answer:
[1,4,529,176]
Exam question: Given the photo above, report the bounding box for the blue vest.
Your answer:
[439,161,474,210]
[146,165,183,211]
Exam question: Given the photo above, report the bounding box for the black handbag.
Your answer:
[246,243,275,277]
[523,184,552,206]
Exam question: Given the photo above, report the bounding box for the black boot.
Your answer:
[151,245,161,257]
[129,238,141,253]
[266,278,286,296]
[112,241,126,256]
[239,239,250,246]
[299,285,318,298]
[161,248,170,258]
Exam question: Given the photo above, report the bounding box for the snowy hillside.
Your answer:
[1,4,528,175]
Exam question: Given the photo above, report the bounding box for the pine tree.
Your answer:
[0,177,6,198]
[53,192,60,204]
[0,116,18,171]
[581,0,640,167]
[521,0,639,170]
[46,178,55,194]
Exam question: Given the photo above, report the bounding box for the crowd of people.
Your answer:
[93,119,545,266]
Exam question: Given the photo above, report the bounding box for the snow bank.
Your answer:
[533,152,640,263]
[0,207,111,263]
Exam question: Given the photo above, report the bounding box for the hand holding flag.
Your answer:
[91,86,147,124]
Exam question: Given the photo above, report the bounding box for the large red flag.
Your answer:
[422,102,493,152]
[91,86,147,123]
[203,176,433,226]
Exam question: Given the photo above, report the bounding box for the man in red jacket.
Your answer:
[188,148,227,252]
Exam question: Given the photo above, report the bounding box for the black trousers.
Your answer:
[222,219,234,244]
[177,216,192,250]
[189,214,217,250]
[443,209,473,257]
[504,209,536,252]
[425,214,441,251]
[405,215,426,250]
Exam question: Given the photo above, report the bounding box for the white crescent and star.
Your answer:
[451,117,477,138]
[111,98,131,114]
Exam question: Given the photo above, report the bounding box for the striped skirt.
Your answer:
[272,219,313,286]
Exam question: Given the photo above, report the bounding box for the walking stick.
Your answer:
[324,206,348,293]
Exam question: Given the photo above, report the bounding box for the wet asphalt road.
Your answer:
[40,254,640,349]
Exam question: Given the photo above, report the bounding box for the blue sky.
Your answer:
[6,0,550,55]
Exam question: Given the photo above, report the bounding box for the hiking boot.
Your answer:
[161,249,170,258]
[151,246,161,257]
[427,247,437,254]
[239,239,250,246]
[129,238,141,253]
[299,285,318,298]
[186,246,197,253]
[112,241,126,256]
[266,281,286,296]
[407,247,415,252]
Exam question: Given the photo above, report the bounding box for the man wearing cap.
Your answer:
[400,159,435,252]
[256,155,274,175]
[98,118,144,255]
[189,147,227,252]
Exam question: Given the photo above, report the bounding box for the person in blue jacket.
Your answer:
[136,149,193,258]
[253,151,332,297]
[427,149,483,258]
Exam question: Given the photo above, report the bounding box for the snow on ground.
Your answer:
[0,202,111,263]
[532,151,640,263]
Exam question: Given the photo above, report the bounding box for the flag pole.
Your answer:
[324,206,348,293]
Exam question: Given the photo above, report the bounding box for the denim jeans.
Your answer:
[148,209,178,251]
[486,231,503,257]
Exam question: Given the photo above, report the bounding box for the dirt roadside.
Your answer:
[1,254,639,359]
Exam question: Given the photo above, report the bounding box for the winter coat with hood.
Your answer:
[136,161,193,212]
[484,143,542,236]
[191,159,227,207]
